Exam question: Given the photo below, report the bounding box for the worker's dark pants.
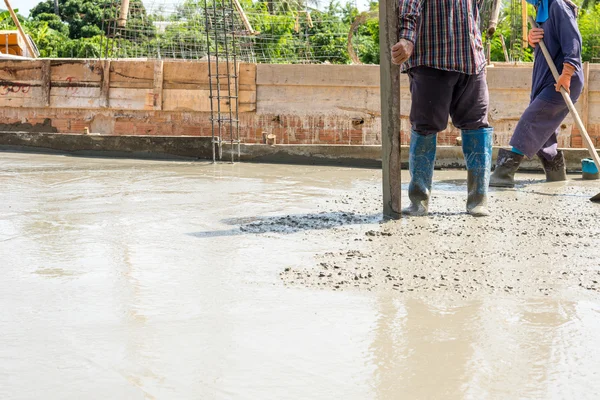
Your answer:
[407,66,491,136]
[510,84,583,160]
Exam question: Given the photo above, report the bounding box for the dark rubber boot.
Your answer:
[539,150,567,182]
[489,148,524,188]
[462,128,493,217]
[402,131,437,217]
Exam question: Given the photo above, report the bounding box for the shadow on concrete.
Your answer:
[188,211,382,238]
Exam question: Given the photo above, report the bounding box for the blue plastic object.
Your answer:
[582,158,598,174]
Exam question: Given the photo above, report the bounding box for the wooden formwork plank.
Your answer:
[51,59,102,85]
[110,60,154,89]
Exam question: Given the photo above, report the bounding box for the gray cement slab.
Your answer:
[0,132,596,172]
[1,152,600,399]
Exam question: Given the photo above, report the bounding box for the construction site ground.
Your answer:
[2,151,600,399]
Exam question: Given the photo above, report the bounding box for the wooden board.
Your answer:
[0,60,42,82]
[163,89,238,112]
[0,86,43,107]
[257,64,380,88]
[51,60,102,85]
[50,87,102,109]
[109,88,154,110]
[257,86,379,115]
[110,60,154,89]
[238,62,256,92]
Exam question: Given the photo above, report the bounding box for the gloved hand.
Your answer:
[556,63,576,93]
[528,28,544,47]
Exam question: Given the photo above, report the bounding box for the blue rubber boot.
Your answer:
[462,128,493,217]
[402,131,437,216]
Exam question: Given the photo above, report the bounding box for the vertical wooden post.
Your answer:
[40,59,51,107]
[500,34,509,62]
[100,60,111,108]
[379,0,401,219]
[582,61,590,130]
[118,0,130,28]
[521,0,528,51]
[153,59,164,110]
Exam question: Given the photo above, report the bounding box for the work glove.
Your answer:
[528,27,544,47]
[556,63,576,93]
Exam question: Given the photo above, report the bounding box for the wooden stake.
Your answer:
[582,61,590,130]
[500,34,509,62]
[379,0,401,219]
[100,60,111,108]
[231,0,257,35]
[487,0,502,35]
[153,59,164,110]
[118,0,130,28]
[40,59,51,107]
[3,0,36,58]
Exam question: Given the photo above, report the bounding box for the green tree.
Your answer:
[578,4,600,61]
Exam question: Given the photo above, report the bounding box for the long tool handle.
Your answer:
[528,16,600,171]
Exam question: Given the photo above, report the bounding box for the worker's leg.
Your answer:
[450,70,493,216]
[403,67,459,216]
[537,133,567,181]
[509,95,570,159]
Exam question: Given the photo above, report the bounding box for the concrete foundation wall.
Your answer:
[0,60,599,148]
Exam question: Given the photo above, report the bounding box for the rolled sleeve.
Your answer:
[398,0,424,43]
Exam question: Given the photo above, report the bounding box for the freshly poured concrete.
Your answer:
[2,151,600,399]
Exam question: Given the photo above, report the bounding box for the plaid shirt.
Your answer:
[399,0,487,74]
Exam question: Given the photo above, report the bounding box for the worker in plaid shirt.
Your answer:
[392,0,493,217]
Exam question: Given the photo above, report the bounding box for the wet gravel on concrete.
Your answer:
[273,175,600,298]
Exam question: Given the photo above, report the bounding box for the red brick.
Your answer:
[318,134,338,144]
[571,135,582,148]
[51,119,70,132]
[156,123,174,135]
[133,122,158,135]
[26,118,47,125]
[70,120,89,133]
[174,124,203,136]
[114,121,135,135]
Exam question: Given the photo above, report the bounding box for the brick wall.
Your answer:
[1,60,599,148]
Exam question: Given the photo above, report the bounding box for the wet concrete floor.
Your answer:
[1,151,600,399]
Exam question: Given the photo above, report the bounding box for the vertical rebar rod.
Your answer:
[212,0,223,161]
[221,5,235,163]
[204,0,216,163]
[229,0,240,159]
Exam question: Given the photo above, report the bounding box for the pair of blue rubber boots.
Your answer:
[403,128,493,217]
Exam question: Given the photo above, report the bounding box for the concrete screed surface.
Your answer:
[2,151,600,399]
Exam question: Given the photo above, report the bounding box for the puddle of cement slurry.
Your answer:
[1,152,600,400]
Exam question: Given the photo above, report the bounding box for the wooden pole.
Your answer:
[487,0,502,35]
[500,34,509,62]
[521,0,528,51]
[3,0,36,58]
[117,0,130,28]
[379,0,401,219]
[582,61,590,130]
[232,0,257,35]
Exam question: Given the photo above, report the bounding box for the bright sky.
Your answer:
[18,0,372,17]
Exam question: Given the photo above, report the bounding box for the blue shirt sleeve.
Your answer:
[552,0,582,70]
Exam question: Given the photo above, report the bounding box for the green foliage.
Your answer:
[577,4,600,61]
[11,0,600,64]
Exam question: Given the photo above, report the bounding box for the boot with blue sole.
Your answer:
[402,130,437,216]
[462,128,493,217]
